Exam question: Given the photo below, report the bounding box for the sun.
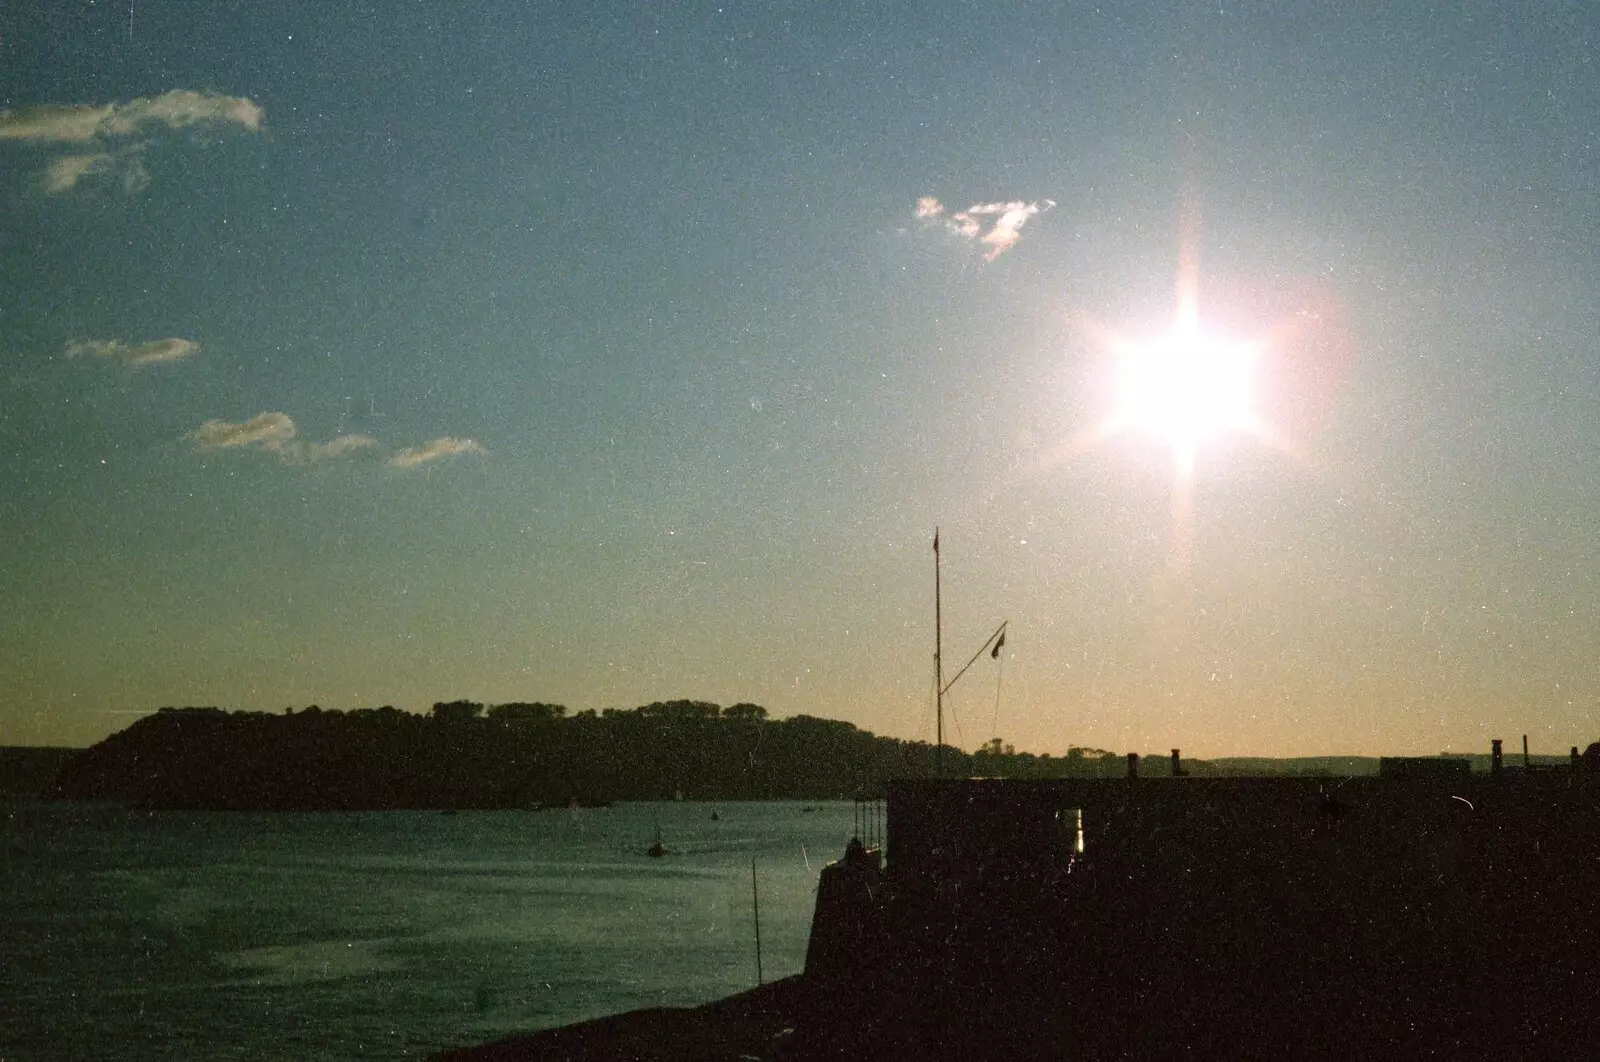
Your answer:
[1043,230,1344,574]
[1104,302,1262,474]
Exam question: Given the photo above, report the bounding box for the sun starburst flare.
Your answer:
[1057,274,1295,580]
[1104,301,1265,478]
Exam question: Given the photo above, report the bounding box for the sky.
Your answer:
[3,1,1598,757]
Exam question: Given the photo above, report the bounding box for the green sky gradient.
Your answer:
[4,1,1598,755]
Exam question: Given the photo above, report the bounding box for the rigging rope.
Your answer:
[990,646,1005,743]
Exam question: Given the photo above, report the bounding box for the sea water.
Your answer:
[1,799,861,1060]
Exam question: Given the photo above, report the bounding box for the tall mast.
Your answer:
[931,529,1008,782]
[934,527,943,779]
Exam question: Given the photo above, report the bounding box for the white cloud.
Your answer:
[191,412,297,453]
[190,417,478,469]
[44,146,150,195]
[973,201,1052,259]
[3,90,263,195]
[65,336,198,367]
[189,413,382,466]
[45,152,110,193]
[103,90,265,137]
[0,90,263,142]
[0,103,115,143]
[389,437,489,469]
[915,196,1056,260]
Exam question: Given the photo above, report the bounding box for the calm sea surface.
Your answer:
[2,799,864,1061]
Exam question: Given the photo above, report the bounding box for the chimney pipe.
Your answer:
[1491,739,1503,775]
[1127,752,1139,780]
[1523,734,1530,767]
[1171,749,1182,777]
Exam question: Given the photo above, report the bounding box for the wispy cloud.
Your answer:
[0,90,263,143]
[189,415,482,470]
[915,196,1055,260]
[191,412,298,453]
[44,147,150,195]
[65,336,198,367]
[103,90,265,137]
[2,90,264,195]
[0,103,115,143]
[389,437,489,469]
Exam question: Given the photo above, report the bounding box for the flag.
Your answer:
[991,630,1006,658]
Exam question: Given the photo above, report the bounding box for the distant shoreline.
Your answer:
[21,702,1587,812]
[0,746,80,798]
